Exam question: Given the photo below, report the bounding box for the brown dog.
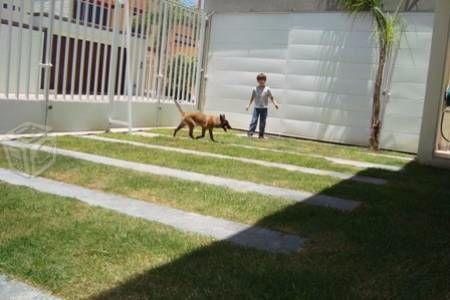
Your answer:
[173,100,232,142]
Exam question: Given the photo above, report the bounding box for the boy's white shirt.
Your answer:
[252,86,273,108]
[247,85,278,110]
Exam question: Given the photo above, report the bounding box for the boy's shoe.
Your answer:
[247,132,254,138]
[258,136,267,140]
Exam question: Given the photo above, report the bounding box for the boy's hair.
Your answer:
[256,73,267,81]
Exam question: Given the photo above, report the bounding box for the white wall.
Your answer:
[418,0,450,168]
[204,12,433,153]
[0,99,186,134]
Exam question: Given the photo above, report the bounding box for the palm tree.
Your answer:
[339,0,403,151]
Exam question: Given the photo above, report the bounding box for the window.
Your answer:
[73,0,108,27]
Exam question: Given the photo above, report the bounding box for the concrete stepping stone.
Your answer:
[131,132,160,138]
[2,140,361,211]
[134,132,404,172]
[367,152,414,162]
[0,168,304,253]
[83,135,387,185]
[0,274,59,300]
[235,133,414,162]
[82,136,387,185]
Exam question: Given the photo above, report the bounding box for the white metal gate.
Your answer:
[204,12,433,153]
[0,0,206,131]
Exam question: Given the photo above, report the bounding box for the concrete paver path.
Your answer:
[0,168,304,253]
[2,140,361,211]
[84,135,387,185]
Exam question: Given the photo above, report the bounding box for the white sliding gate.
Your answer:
[204,13,434,153]
[0,0,206,132]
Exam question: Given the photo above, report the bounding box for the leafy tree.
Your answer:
[339,0,404,151]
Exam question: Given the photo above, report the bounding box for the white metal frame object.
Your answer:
[108,0,133,132]
[0,0,207,131]
[42,0,56,131]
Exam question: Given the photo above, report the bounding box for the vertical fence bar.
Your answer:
[108,0,122,122]
[124,0,133,132]
[70,0,83,99]
[170,5,181,101]
[166,5,178,101]
[193,11,202,103]
[126,0,134,99]
[43,0,56,129]
[15,0,25,99]
[25,0,35,99]
[100,3,112,101]
[148,0,156,98]
[145,0,160,101]
[93,1,107,101]
[194,12,206,106]
[139,0,153,100]
[174,6,185,101]
[52,0,65,100]
[156,1,168,124]
[133,0,145,99]
[151,0,164,100]
[77,0,90,99]
[161,2,173,102]
[185,11,198,103]
[116,2,127,101]
[180,6,190,102]
[151,0,162,99]
[138,0,154,100]
[35,0,45,99]
[177,7,187,101]
[164,4,177,100]
[180,10,191,102]
[62,0,72,100]
[130,0,141,100]
[191,11,201,103]
[5,0,13,99]
[85,2,97,100]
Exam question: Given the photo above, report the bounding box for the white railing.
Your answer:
[0,0,206,105]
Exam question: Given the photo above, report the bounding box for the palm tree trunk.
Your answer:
[369,41,387,151]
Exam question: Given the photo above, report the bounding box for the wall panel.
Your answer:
[205,12,434,152]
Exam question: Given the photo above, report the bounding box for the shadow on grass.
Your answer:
[90,162,450,299]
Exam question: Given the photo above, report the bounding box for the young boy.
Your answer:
[246,73,279,138]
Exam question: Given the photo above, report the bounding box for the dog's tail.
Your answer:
[173,100,185,116]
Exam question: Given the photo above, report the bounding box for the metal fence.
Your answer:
[0,0,206,106]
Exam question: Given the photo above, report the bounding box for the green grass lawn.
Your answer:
[148,128,414,165]
[0,131,449,299]
[0,150,339,235]
[102,132,398,176]
[0,182,213,299]
[54,136,396,200]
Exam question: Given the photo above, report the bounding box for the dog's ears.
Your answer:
[220,114,225,122]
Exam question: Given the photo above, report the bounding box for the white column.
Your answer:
[418,0,450,167]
